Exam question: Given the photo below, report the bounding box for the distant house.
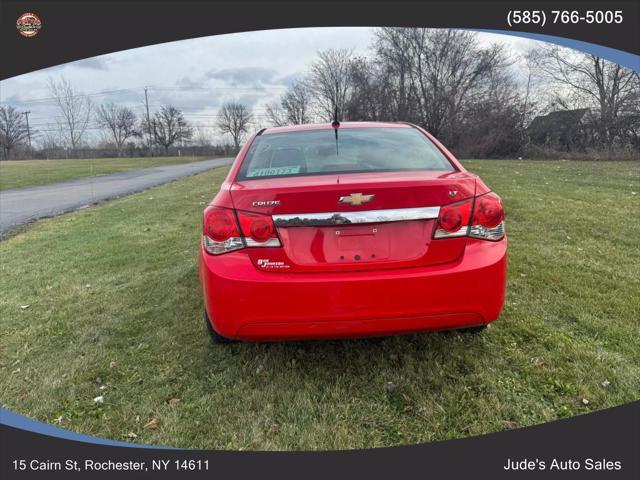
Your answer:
[527,108,591,151]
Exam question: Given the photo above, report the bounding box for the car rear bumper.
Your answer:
[199,238,507,341]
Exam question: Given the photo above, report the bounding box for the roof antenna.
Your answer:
[331,106,340,156]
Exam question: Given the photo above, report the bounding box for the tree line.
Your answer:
[0,78,255,159]
[1,28,638,160]
[264,29,639,159]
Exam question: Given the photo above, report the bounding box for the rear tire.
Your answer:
[458,325,487,334]
[204,310,236,344]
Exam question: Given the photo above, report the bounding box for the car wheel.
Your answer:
[204,310,236,344]
[458,325,487,334]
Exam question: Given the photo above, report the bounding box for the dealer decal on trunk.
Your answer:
[257,259,291,269]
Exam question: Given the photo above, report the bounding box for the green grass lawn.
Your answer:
[0,156,212,190]
[0,160,638,450]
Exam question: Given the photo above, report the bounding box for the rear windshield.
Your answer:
[237,127,455,180]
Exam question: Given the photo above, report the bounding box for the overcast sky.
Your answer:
[0,27,539,145]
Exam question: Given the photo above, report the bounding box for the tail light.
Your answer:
[203,206,281,255]
[433,197,473,238]
[469,192,505,240]
[434,192,504,241]
[237,211,280,247]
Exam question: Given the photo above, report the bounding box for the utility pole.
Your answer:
[23,111,32,149]
[144,87,152,156]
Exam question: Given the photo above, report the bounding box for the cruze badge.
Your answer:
[252,200,280,207]
[339,193,375,206]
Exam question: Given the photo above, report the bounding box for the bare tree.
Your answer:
[265,103,286,127]
[373,29,510,145]
[192,124,213,147]
[265,81,313,127]
[0,106,30,159]
[515,55,543,152]
[95,103,139,156]
[373,28,417,121]
[216,102,253,150]
[528,45,640,146]
[48,77,92,151]
[346,56,397,121]
[149,105,192,154]
[40,130,62,151]
[424,30,502,140]
[306,48,354,121]
[281,81,313,124]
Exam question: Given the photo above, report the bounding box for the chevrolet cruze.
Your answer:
[198,122,506,342]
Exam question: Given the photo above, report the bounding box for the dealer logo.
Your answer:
[16,12,42,38]
[257,258,290,269]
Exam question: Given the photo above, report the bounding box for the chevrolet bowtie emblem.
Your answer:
[339,193,375,206]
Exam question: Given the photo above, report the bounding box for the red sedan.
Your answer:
[198,122,506,342]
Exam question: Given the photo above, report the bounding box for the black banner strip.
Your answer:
[2,0,639,79]
[2,402,639,479]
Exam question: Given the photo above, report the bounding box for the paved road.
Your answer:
[0,158,233,236]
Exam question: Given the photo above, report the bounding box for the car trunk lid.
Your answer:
[230,171,477,272]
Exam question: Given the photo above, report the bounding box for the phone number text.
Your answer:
[507,10,623,28]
